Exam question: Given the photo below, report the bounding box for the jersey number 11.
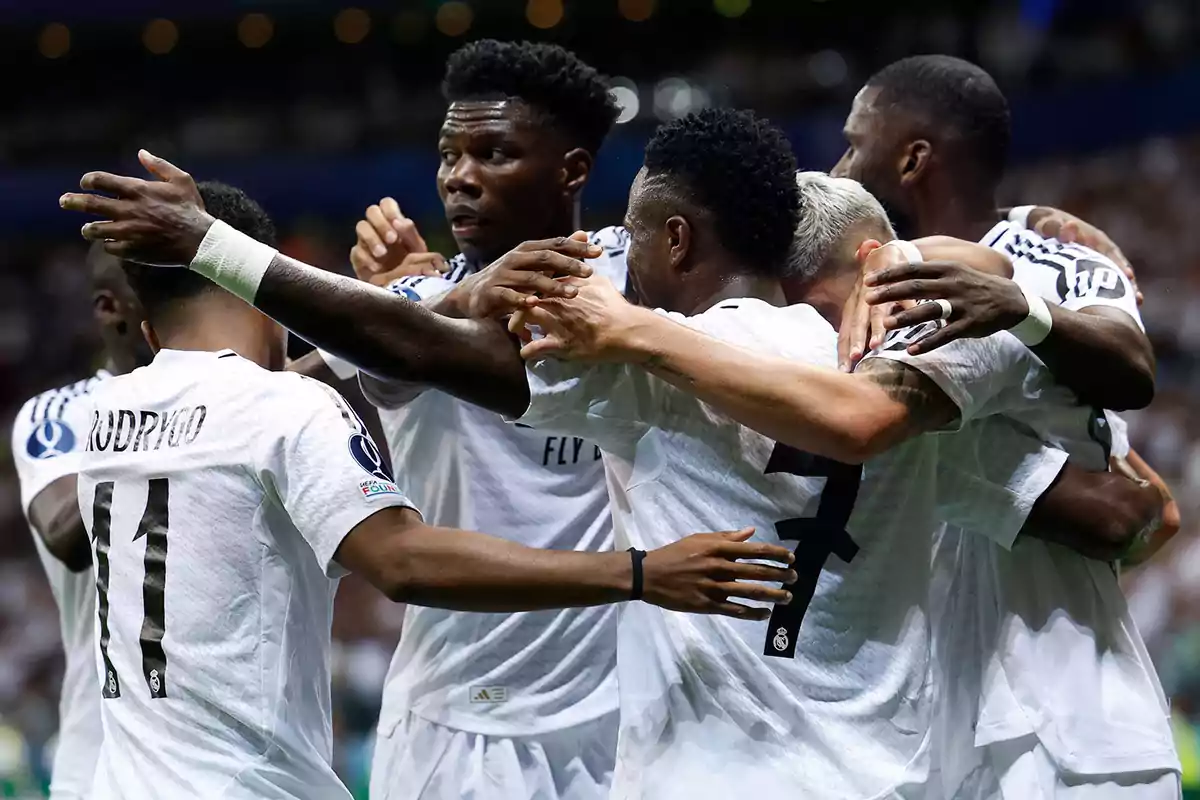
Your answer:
[91,479,170,700]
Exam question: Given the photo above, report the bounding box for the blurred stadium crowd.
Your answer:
[2,0,1200,796]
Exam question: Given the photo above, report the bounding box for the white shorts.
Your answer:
[952,735,1181,800]
[369,711,617,800]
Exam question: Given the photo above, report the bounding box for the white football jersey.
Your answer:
[925,223,1177,784]
[360,227,629,738]
[12,370,110,799]
[76,349,415,800]
[520,298,1069,799]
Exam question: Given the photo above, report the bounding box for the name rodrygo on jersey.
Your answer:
[77,348,414,800]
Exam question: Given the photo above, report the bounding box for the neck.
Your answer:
[481,202,581,268]
[786,268,859,328]
[913,182,1000,242]
[102,341,141,377]
[680,268,785,316]
[155,300,279,370]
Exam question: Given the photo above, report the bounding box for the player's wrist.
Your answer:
[1008,284,1054,346]
[188,219,280,305]
[612,305,670,364]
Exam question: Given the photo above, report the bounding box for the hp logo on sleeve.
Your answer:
[348,433,392,483]
[26,420,76,459]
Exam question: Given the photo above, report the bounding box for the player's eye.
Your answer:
[440,149,458,165]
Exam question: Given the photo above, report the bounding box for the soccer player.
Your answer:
[828,56,1179,796]
[10,245,150,799]
[347,41,629,800]
[60,111,1155,799]
[69,178,794,800]
[831,55,1155,412]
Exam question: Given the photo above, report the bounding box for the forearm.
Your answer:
[256,255,530,416]
[1030,307,1155,410]
[623,309,907,462]
[1022,464,1162,561]
[1121,449,1180,566]
[384,525,631,611]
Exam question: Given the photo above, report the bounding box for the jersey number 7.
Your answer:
[762,444,862,659]
[91,479,169,700]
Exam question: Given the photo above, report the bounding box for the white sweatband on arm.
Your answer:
[1009,283,1053,346]
[1008,205,1036,230]
[882,239,923,264]
[317,349,358,381]
[189,219,279,304]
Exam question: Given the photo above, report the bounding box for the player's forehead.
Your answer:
[843,86,883,136]
[440,100,536,140]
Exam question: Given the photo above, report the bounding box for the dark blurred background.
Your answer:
[2,0,1200,796]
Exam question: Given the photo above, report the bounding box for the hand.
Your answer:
[837,239,914,371]
[510,276,647,363]
[643,528,797,620]
[350,197,446,282]
[837,271,904,372]
[443,231,598,320]
[863,260,1029,355]
[364,254,449,288]
[1027,207,1142,306]
[60,150,214,266]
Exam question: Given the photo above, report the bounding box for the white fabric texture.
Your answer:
[77,349,414,800]
[12,369,111,799]
[369,710,617,800]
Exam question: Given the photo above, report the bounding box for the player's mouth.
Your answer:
[449,213,485,237]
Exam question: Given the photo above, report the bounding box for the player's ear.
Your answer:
[140,321,161,356]
[666,215,691,273]
[93,288,119,326]
[897,140,931,188]
[562,148,592,200]
[856,239,884,266]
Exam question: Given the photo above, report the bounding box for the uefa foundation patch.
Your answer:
[359,478,401,499]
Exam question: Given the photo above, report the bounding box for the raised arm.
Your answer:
[860,239,1155,411]
[58,152,598,418]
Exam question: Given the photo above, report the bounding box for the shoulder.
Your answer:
[12,371,110,462]
[997,224,1131,304]
[679,299,837,363]
[269,372,365,432]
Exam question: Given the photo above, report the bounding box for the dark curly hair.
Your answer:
[867,55,1010,187]
[643,108,800,274]
[124,181,277,319]
[442,39,619,154]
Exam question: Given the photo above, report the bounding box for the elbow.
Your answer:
[1103,347,1156,411]
[830,425,889,465]
[1119,365,1156,411]
[45,525,93,573]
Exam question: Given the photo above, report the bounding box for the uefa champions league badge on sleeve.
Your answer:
[347,431,401,499]
[27,420,76,459]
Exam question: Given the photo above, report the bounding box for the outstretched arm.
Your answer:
[516,278,959,464]
[58,152,610,418]
[337,508,796,619]
[861,238,1155,411]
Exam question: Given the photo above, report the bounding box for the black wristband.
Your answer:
[627,547,647,601]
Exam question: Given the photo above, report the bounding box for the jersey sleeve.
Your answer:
[1053,244,1144,330]
[385,274,457,302]
[12,394,89,516]
[862,325,1050,428]
[934,416,1069,549]
[266,377,418,578]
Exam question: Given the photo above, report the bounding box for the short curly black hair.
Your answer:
[867,55,1011,187]
[643,108,800,274]
[124,181,277,320]
[442,39,619,154]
